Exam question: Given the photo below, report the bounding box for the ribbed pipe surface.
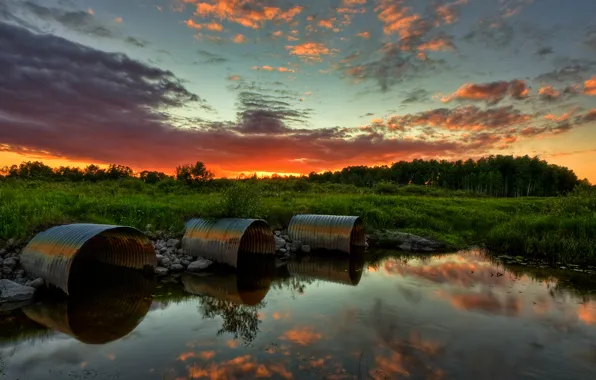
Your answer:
[182,273,271,306]
[20,224,156,294]
[287,214,366,253]
[182,218,275,268]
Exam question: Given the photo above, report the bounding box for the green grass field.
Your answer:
[1,180,595,264]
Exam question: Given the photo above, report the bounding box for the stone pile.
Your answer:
[1,238,29,285]
[272,230,311,256]
[151,237,213,276]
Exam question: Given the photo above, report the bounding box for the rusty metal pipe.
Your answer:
[287,214,366,253]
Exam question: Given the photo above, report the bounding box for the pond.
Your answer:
[1,250,595,379]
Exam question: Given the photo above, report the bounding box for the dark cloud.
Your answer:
[535,47,553,56]
[197,49,228,64]
[0,22,466,174]
[402,88,430,104]
[125,36,149,48]
[536,61,596,83]
[585,27,596,50]
[22,1,114,38]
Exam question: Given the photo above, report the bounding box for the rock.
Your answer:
[161,258,172,268]
[285,243,291,251]
[187,258,212,272]
[3,258,17,268]
[367,230,446,252]
[155,267,169,276]
[166,239,181,249]
[169,264,184,272]
[301,245,311,253]
[0,248,5,257]
[279,248,287,254]
[282,235,291,242]
[159,246,168,254]
[181,260,190,267]
[26,278,45,289]
[290,240,302,253]
[14,248,21,254]
[173,258,181,265]
[0,279,35,303]
[156,254,164,263]
[177,249,186,255]
[274,230,281,237]
[6,238,15,248]
[274,236,286,250]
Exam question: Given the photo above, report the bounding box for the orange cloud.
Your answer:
[253,66,294,73]
[88,8,94,15]
[114,17,123,23]
[318,18,335,29]
[538,85,560,100]
[184,19,224,31]
[281,327,322,345]
[187,355,292,380]
[417,37,455,51]
[375,0,422,38]
[286,42,331,62]
[441,80,529,103]
[578,303,596,325]
[227,74,240,81]
[233,33,247,43]
[186,0,302,29]
[343,0,367,5]
[434,0,468,25]
[356,31,370,39]
[585,76,596,95]
[337,7,367,14]
[272,30,283,37]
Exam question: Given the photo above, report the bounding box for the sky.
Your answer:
[0,0,595,180]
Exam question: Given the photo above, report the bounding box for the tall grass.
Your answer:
[1,180,594,263]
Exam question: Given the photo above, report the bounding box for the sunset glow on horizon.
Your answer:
[1,0,595,181]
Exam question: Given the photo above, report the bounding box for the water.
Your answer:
[1,250,595,380]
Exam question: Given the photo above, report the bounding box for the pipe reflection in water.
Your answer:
[287,246,366,286]
[23,262,155,344]
[182,255,287,344]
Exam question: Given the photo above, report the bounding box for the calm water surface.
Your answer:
[1,250,596,380]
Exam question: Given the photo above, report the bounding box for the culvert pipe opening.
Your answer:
[20,224,157,295]
[287,214,366,253]
[182,218,276,268]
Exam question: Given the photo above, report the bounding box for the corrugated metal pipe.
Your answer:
[20,224,157,294]
[182,218,275,268]
[287,249,365,286]
[287,214,366,253]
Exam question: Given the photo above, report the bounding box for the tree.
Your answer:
[139,171,170,184]
[175,161,214,186]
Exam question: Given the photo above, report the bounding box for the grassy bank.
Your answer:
[1,180,595,263]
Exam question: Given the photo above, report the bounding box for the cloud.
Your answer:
[114,17,123,23]
[252,66,295,73]
[375,0,427,38]
[585,76,596,95]
[281,327,322,345]
[197,49,228,64]
[441,80,529,104]
[227,74,241,81]
[355,31,370,39]
[232,33,247,43]
[184,19,224,31]
[125,36,149,48]
[417,36,455,51]
[535,46,553,55]
[381,105,531,132]
[286,42,331,62]
[537,85,560,101]
[183,0,302,29]
[433,0,468,25]
[577,109,596,124]
[536,62,596,83]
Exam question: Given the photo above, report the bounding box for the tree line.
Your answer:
[0,155,591,197]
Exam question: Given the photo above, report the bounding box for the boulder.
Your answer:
[166,239,181,249]
[274,230,282,237]
[301,245,311,253]
[156,254,165,264]
[187,258,212,272]
[155,267,169,276]
[169,264,184,272]
[281,235,291,242]
[367,230,445,252]
[26,278,45,289]
[161,258,172,268]
[0,279,35,303]
[3,258,17,268]
[290,241,303,253]
[274,236,286,250]
[278,248,287,254]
